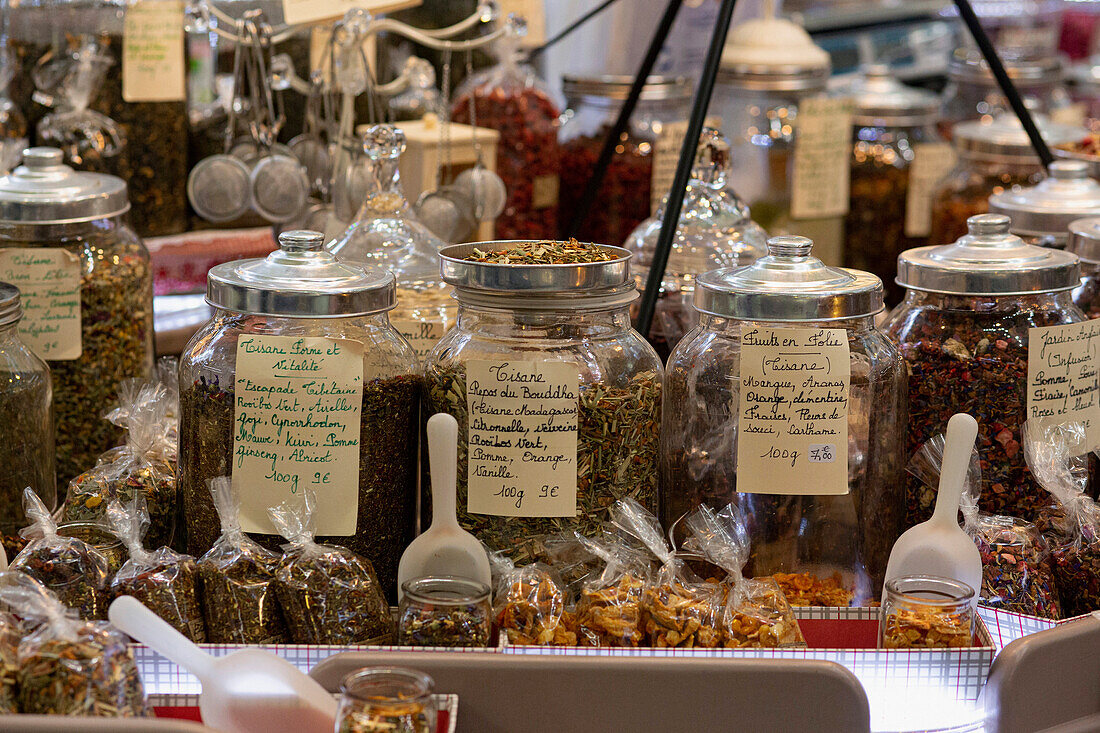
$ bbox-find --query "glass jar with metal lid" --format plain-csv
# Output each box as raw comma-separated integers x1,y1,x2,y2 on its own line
929,113,1085,245
662,235,905,604
423,240,662,562
884,214,1087,525
1068,217,1100,319
841,65,946,305
989,160,1100,248
558,75,692,247
0,146,152,486
0,282,54,557
178,229,419,599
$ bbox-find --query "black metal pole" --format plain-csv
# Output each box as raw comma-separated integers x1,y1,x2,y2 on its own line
953,0,1053,167
527,0,625,63
634,0,737,336
563,0,684,237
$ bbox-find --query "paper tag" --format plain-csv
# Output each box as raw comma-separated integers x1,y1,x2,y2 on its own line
905,142,956,238
0,248,82,361
285,0,420,27
393,318,444,364
736,326,850,495
466,360,579,517
532,174,560,209
232,335,365,536
650,119,691,214
122,1,185,103
1050,102,1088,128
791,97,854,220
1027,322,1100,454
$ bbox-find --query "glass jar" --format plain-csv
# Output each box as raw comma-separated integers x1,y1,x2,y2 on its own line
662,236,905,605
624,127,767,361
929,114,1085,245
0,147,153,486
886,214,1086,525
336,667,436,733
841,65,945,306
1068,217,1100,319
179,230,419,600
398,576,491,647
559,75,692,247
989,160,1100,248
425,241,663,563
879,575,975,649
0,282,54,557
57,521,126,577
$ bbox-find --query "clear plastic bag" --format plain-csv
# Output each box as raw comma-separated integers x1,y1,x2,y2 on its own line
268,491,393,644
489,550,576,646
197,478,287,644
572,528,651,648
0,608,20,713
10,489,110,619
106,498,204,642
0,571,145,716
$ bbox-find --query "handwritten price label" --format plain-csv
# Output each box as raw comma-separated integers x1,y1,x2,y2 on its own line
0,248,82,361
1027,321,1100,454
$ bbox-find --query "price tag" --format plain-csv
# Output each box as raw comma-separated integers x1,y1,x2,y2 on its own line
905,143,956,238
791,96,854,220
0,248,82,361
1027,321,1100,454
122,1,186,103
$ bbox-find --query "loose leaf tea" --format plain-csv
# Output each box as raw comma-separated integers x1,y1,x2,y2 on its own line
0,362,52,558
399,598,491,648
0,611,20,713
845,154,917,306
971,514,1061,618
464,238,615,265
337,699,433,733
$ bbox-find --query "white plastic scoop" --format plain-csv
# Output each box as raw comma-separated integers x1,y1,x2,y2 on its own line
397,412,491,598
108,596,336,733
884,412,984,603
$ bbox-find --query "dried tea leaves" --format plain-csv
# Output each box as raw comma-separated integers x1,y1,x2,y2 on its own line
464,238,615,265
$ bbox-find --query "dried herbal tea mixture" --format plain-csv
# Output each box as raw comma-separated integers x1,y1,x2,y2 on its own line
0,365,52,558
337,700,433,733
0,611,20,713
845,159,915,306
1050,538,1100,617
575,572,646,647
464,238,615,265
493,562,577,646
881,607,972,649
399,599,491,648
970,514,1061,618
56,522,127,578
641,580,722,648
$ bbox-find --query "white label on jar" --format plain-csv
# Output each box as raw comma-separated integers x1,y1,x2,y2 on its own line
904,143,956,238
232,334,364,536
736,326,850,495
393,318,444,364
532,174,560,209
651,119,691,215
1050,103,1088,128
0,248,82,361
466,360,579,517
791,96,854,220
122,1,186,103
1027,322,1100,454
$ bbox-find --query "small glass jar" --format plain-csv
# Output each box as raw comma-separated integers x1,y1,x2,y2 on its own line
841,66,945,305
989,160,1100,248
179,230,420,600
625,127,767,361
398,576,491,648
336,667,436,733
425,241,663,562
1068,217,1100,318
879,575,975,649
559,75,692,247
0,147,153,486
886,214,1085,524
0,282,53,557
57,521,126,577
929,114,1085,245
662,236,905,604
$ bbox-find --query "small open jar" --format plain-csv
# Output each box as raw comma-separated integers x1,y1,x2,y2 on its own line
1068,217,1100,318
879,575,975,649
337,667,436,733
989,160,1100,248
398,576,491,647
57,522,126,578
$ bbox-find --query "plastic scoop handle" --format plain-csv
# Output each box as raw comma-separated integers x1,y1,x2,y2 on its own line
109,595,215,681
930,413,979,528
427,412,460,530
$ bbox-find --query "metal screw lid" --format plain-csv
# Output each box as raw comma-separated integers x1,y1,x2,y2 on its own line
844,65,941,128
693,235,883,321
561,75,693,102
207,230,396,317
0,147,129,224
1068,217,1100,264
896,214,1081,296
947,49,1063,86
0,282,21,328
953,113,1085,165
989,161,1100,244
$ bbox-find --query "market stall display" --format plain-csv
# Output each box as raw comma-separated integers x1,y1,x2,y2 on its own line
988,160,1100,248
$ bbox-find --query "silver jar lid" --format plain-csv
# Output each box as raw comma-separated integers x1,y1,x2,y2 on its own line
844,65,940,127
953,113,1085,165
989,161,1100,244
1068,217,1100,264
0,147,129,224
561,75,692,102
207,230,395,317
947,49,1063,87
896,214,1080,296
693,236,883,322
0,282,22,328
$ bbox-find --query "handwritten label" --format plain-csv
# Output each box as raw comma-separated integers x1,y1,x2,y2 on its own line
466,360,579,517
233,335,364,536
0,248,82,360
651,119,690,214
122,1,185,103
791,96,854,220
1050,102,1088,128
393,318,444,364
1027,322,1100,454
905,142,956,238
736,327,850,495
532,174,560,210
284,0,421,27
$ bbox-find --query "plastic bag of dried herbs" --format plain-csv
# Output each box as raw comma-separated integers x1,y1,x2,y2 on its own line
1025,420,1100,618
571,529,652,647
0,609,21,713
268,491,393,644
10,489,111,620
197,478,287,644
489,550,577,646
0,571,146,717
106,498,205,642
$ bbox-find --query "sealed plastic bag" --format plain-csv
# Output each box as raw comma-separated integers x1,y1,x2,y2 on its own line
197,478,287,644
572,527,651,647
0,609,20,713
106,498,204,642
268,491,392,644
0,571,145,716
10,489,110,619
490,550,577,646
